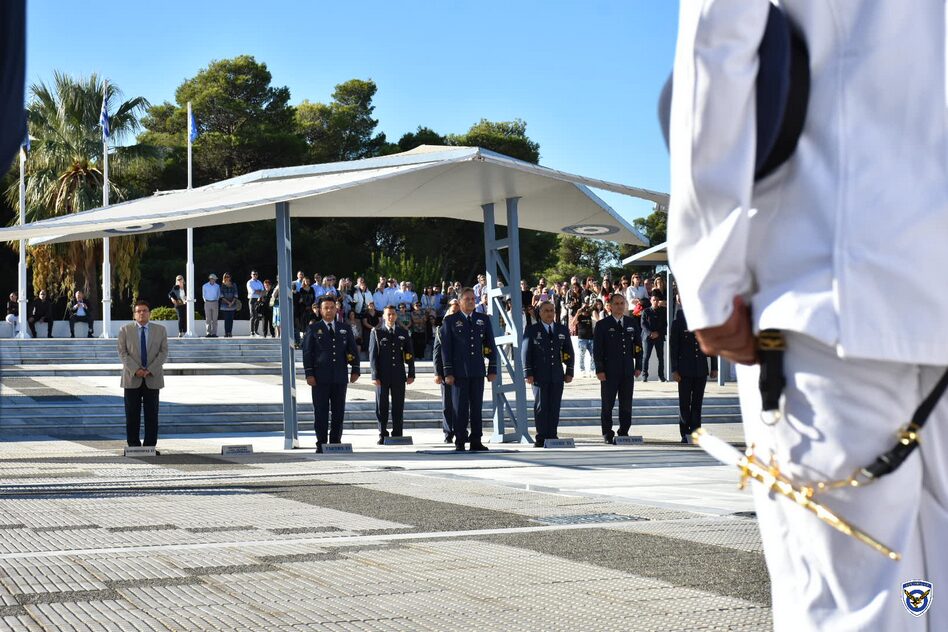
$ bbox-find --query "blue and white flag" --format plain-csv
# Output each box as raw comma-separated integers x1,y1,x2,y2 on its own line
188,110,198,142
99,93,110,140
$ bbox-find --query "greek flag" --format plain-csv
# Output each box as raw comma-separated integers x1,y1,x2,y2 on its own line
99,93,110,140
188,110,198,142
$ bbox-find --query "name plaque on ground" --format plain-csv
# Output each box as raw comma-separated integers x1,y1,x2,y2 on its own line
543,438,575,449
221,444,254,456
124,447,156,457
614,436,644,445
322,443,353,454
383,436,414,446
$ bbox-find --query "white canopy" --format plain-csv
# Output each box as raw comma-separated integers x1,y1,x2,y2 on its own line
1,146,663,246
621,241,669,266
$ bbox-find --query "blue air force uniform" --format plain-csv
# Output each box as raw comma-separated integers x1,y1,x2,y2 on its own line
593,314,643,441
522,321,574,446
302,319,360,447
368,323,415,440
440,311,497,449
670,309,717,441
432,325,454,440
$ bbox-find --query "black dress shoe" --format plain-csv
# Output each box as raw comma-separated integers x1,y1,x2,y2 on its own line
443,433,455,444
454,444,465,452
469,443,489,452
534,441,545,448
681,437,689,444
377,437,386,445
315,444,324,453
603,434,615,445
154,450,161,456
642,376,648,382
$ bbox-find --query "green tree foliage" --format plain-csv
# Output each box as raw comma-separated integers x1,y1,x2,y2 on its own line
542,235,621,281
139,55,305,183
4,73,150,304
449,119,540,163
619,203,667,275
295,79,387,163
366,251,445,292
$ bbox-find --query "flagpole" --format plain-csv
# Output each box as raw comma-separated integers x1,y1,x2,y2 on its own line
17,146,28,339
185,101,196,338
100,90,112,339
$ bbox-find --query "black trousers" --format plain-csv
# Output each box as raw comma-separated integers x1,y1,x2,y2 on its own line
411,332,426,359
375,380,406,437
174,305,186,334
124,384,159,446
69,313,94,336
28,316,52,337
261,307,275,336
532,380,564,442
440,382,454,435
643,338,665,379
678,376,708,439
601,377,634,438
249,298,261,334
451,377,485,448
312,381,347,445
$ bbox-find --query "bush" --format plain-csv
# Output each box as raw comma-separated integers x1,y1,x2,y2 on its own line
148,306,204,320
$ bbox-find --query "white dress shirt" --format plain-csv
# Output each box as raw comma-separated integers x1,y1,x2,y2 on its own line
667,1,948,365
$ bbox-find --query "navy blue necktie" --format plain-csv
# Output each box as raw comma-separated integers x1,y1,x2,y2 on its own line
140,327,148,370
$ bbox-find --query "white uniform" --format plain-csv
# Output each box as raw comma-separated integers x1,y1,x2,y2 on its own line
668,2,948,629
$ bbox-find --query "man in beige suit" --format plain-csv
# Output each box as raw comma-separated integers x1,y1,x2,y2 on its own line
118,300,168,450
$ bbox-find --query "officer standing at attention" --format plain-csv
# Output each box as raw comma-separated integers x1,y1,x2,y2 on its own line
433,298,460,444
669,297,717,443
522,300,574,447
441,287,497,452
593,293,642,443
368,305,415,445
303,295,359,452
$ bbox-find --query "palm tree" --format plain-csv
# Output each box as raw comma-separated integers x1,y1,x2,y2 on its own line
4,72,150,308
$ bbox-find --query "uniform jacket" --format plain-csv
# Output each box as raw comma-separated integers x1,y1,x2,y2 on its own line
117,322,168,389
522,321,574,383
302,319,360,383
368,324,416,383
667,2,948,364
641,306,667,342
670,310,718,379
593,315,643,380
440,311,497,379
432,325,446,378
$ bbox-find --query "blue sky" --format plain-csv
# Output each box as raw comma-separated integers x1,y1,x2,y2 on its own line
26,1,679,222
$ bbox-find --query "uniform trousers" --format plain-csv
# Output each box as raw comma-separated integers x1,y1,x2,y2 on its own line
312,382,347,445
124,384,159,447
451,377,485,447
600,377,634,437
677,376,707,439
532,381,564,442
375,380,405,437
440,383,454,436
736,332,947,631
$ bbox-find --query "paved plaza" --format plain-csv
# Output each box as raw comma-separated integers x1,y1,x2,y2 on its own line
0,420,772,631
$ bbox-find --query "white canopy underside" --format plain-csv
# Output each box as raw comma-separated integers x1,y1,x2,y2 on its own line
2,146,664,246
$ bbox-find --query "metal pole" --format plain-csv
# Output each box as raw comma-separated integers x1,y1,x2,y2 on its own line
665,268,671,378
16,149,28,339
100,138,111,339
275,201,299,449
185,101,196,338
482,200,530,444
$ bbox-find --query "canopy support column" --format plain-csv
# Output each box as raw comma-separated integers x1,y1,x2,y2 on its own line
16,149,27,339
276,201,299,449
185,228,196,337
483,198,530,444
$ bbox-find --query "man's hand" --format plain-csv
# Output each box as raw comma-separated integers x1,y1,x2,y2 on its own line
434,375,442,385
350,372,359,384
306,376,316,387
694,296,757,365
634,370,642,378
487,373,496,383
445,376,455,386
710,370,718,380
650,331,658,340
134,369,147,378
564,375,573,384
526,376,534,385
672,371,681,383
407,377,414,385
373,379,381,386
596,372,606,382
